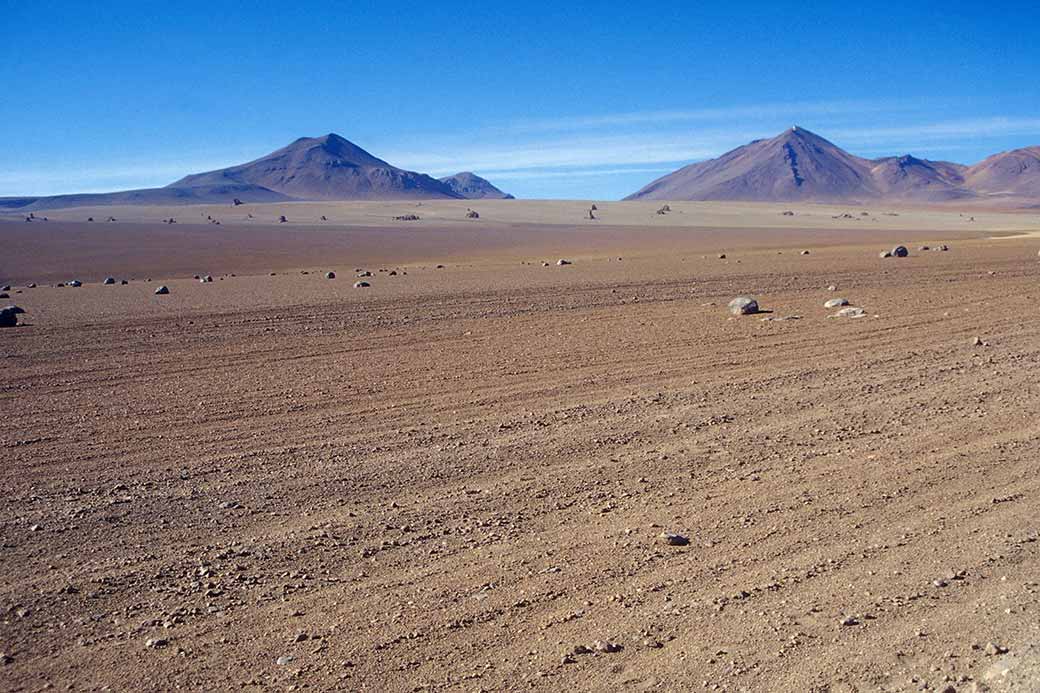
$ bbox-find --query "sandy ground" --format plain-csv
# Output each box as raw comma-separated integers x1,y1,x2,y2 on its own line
3,202,1040,692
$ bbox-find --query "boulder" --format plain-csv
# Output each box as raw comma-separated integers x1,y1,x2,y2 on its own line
834,306,866,318
103,277,116,285
824,298,849,308
354,281,370,288
325,271,336,279
556,259,572,266
154,286,169,295
728,297,759,315
891,245,908,257
67,280,82,287
0,305,26,328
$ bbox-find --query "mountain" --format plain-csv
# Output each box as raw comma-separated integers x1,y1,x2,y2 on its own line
964,146,1040,199
438,172,515,199
625,127,1038,204
627,127,879,202
169,133,462,201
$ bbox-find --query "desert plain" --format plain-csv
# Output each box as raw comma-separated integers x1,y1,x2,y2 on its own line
3,199,1040,692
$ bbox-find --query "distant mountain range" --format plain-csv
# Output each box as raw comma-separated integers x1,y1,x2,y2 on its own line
2,134,513,211
3,128,1039,211
626,126,1040,204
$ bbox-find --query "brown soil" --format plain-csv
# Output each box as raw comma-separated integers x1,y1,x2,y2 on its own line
2,210,1040,692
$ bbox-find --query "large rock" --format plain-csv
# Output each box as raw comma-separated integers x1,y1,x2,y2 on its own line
824,298,849,308
891,245,909,257
728,297,759,315
103,277,116,285
834,306,866,318
154,286,170,295
0,305,26,327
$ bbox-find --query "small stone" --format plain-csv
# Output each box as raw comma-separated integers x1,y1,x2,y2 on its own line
29,524,41,532
593,640,622,653
145,638,168,649
800,250,810,255
660,532,690,546
354,281,370,288
325,271,336,279
728,297,759,315
276,655,294,665
840,616,860,627
984,642,1007,656
68,280,82,287
357,271,372,277
293,633,309,643
833,306,866,318
824,298,849,308
879,251,892,258
556,259,572,266
1,652,13,665
827,285,837,291
718,253,727,259
572,644,593,655
973,336,987,347
891,245,909,257
561,655,576,665
154,286,169,295
103,277,116,285
933,579,949,588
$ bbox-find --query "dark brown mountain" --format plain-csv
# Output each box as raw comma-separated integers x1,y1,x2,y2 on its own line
438,172,515,199
625,127,1038,204
169,134,462,201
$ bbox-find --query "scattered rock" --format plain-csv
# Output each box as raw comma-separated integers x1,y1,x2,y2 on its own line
985,642,1008,656
879,251,892,258
200,275,213,283
718,253,727,259
824,298,849,308
800,250,810,255
973,336,988,347
891,245,909,258
833,306,866,318
393,214,421,221
354,281,370,288
840,616,860,627
556,259,572,266
67,280,82,287
145,638,168,649
0,305,26,328
660,531,690,546
103,277,116,285
279,215,288,223
728,297,759,315
154,286,170,295
276,655,294,665
593,640,623,653
357,271,372,277
466,209,479,219
325,271,336,279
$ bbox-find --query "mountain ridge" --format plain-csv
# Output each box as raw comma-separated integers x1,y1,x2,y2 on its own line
626,127,1040,204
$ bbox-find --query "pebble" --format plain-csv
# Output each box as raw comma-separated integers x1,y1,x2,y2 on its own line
984,642,1007,656
833,306,866,318
593,640,623,653
276,655,295,665
660,531,690,546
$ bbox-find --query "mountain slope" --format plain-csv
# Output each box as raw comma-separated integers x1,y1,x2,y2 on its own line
438,172,515,199
964,146,1040,198
868,155,972,201
169,134,462,201
626,127,881,202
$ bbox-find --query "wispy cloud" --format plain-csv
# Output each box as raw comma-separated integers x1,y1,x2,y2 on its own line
502,99,903,134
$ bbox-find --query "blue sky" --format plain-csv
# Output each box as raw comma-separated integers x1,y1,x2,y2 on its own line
2,1,1039,199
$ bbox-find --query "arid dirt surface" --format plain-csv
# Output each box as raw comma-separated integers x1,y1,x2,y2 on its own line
3,201,1040,692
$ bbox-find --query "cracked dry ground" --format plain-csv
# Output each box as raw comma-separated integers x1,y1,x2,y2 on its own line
3,241,1040,692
